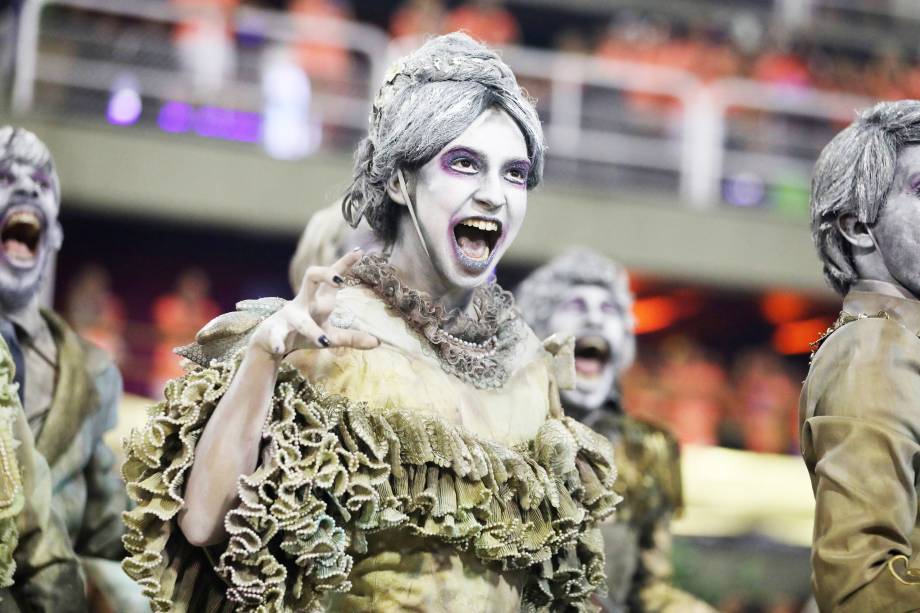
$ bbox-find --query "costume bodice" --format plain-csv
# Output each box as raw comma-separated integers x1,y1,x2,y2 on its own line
121,257,615,613
288,286,554,610
290,286,553,447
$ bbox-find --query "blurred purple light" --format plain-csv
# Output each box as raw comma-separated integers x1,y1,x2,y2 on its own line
723,173,766,208
229,111,261,143
156,102,262,143
107,87,142,126
158,101,194,133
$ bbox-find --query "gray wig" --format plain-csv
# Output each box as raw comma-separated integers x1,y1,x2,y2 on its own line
0,126,60,201
811,100,920,295
515,248,637,373
342,32,546,245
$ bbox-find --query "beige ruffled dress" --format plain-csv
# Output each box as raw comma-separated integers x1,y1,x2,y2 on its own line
122,255,619,612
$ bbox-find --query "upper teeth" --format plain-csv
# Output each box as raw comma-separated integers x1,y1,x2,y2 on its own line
8,212,39,230
578,337,609,353
461,219,498,232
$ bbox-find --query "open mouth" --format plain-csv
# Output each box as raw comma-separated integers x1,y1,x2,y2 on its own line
1,209,43,268
574,335,611,380
452,217,502,272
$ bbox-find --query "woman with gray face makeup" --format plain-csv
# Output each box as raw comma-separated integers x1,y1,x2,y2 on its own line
121,33,618,612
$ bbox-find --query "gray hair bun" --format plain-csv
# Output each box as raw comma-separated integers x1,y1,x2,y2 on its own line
342,33,545,243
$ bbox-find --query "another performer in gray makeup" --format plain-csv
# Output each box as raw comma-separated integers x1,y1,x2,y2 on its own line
0,126,145,612
802,100,920,611
517,248,716,613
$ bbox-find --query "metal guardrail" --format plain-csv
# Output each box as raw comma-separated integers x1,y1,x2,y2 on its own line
13,0,390,131
11,0,873,209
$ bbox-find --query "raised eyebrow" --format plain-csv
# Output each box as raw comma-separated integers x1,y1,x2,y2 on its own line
444,146,485,164
503,158,531,171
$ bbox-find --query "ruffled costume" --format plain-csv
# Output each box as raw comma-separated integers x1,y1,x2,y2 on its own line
0,343,23,590
122,255,619,612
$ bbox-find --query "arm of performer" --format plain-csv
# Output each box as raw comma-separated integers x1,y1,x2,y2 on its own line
803,317,920,612
178,251,378,546
79,362,128,558
634,436,716,613
636,515,715,613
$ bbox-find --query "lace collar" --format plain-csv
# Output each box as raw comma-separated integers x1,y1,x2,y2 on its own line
346,253,523,389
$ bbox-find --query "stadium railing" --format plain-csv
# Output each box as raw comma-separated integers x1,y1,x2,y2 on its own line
10,0,872,210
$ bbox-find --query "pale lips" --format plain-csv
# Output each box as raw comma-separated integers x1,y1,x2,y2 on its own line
453,217,501,262
1,210,42,267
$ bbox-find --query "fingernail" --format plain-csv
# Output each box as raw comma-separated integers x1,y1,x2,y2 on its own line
352,246,361,252
318,335,331,347
333,274,344,285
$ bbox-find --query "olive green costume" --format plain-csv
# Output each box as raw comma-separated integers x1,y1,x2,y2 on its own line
592,407,714,613
0,336,86,612
10,306,137,610
801,280,920,611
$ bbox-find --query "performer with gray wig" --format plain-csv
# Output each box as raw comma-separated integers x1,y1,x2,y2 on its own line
802,99,920,611
0,126,144,611
517,249,715,613
122,33,618,612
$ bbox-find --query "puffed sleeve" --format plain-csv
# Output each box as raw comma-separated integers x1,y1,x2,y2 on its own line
801,317,920,612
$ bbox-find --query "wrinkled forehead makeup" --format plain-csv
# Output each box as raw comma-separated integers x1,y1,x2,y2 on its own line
893,142,920,184
0,129,54,170
0,129,58,196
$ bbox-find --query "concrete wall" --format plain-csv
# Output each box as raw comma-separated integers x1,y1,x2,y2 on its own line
6,115,830,294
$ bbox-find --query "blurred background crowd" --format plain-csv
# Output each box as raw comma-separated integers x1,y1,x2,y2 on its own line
4,0,915,610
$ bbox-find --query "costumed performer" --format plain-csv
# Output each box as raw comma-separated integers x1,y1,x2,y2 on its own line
122,32,620,612
803,99,920,611
0,126,145,611
516,249,715,613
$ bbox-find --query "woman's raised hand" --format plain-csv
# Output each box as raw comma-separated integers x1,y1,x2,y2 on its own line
249,250,379,359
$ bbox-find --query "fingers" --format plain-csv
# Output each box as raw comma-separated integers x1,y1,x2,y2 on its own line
267,321,287,356
330,248,363,275
295,248,363,307
285,307,330,349
325,328,381,350
296,266,346,307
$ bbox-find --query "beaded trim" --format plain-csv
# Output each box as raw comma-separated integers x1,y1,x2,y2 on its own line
347,253,523,389
810,310,891,362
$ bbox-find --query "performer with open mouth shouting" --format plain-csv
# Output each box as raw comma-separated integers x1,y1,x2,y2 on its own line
517,249,716,613
122,33,619,612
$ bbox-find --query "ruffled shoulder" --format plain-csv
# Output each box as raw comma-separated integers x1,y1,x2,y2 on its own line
613,415,682,526
175,297,286,366
0,341,24,589
122,354,619,612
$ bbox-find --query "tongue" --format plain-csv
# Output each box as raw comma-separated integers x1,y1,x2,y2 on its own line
458,235,489,260
575,357,604,378
4,239,33,261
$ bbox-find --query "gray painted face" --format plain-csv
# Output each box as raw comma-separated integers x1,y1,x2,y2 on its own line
515,248,636,418
867,144,920,297
0,129,62,312
397,108,530,292
548,284,630,413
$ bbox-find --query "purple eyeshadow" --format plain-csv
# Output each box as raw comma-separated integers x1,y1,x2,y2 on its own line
440,147,480,175
910,174,920,193
506,160,531,180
